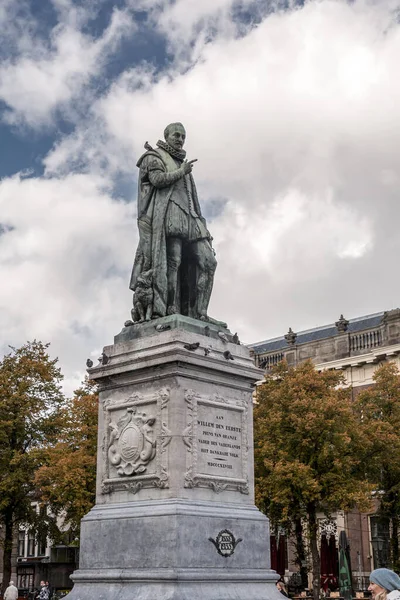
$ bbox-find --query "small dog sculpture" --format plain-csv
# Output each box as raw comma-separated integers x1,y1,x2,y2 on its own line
131,269,153,322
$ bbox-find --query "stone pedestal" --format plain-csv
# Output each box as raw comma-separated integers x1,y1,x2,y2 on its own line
65,316,280,600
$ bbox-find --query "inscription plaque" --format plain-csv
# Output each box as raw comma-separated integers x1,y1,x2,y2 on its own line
183,390,249,494
197,403,242,478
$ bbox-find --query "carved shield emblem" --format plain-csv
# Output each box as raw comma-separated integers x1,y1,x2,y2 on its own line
119,424,143,463
209,529,242,557
108,408,156,476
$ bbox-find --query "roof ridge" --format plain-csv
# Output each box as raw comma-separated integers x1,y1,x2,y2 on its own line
249,311,385,349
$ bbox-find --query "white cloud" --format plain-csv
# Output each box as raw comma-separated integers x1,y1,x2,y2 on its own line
211,187,372,278
0,7,134,128
3,0,400,390
0,172,135,394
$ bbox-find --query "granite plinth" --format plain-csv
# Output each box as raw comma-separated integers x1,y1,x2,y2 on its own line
115,314,233,345
64,319,279,600
66,499,279,600
79,500,269,570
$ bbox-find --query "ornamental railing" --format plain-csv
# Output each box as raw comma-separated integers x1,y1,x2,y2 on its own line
350,329,382,352
259,352,284,370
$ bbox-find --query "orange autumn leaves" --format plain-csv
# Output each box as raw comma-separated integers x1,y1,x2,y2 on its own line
253,359,400,598
34,381,98,540
254,360,374,523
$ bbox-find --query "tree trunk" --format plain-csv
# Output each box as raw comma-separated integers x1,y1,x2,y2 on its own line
391,511,400,572
384,485,400,572
294,517,309,590
308,503,321,600
1,509,14,595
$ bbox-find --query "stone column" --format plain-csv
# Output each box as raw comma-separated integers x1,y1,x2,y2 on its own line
65,315,281,600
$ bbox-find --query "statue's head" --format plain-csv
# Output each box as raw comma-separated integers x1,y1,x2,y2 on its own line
164,122,186,151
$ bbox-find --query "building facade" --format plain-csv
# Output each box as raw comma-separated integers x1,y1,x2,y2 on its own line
249,309,400,590
0,504,77,597
250,309,400,385
16,527,77,596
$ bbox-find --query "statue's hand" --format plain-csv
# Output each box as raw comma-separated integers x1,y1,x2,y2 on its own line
182,159,198,175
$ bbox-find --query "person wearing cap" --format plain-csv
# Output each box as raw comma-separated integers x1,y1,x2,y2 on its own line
369,568,400,600
4,580,18,600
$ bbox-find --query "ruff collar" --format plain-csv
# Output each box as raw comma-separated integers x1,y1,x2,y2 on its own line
156,139,186,162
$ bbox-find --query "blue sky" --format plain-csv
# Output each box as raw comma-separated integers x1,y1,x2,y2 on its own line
1,0,400,393
0,0,167,179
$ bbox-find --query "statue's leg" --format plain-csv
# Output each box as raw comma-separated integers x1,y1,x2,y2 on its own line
166,237,182,315
192,239,217,319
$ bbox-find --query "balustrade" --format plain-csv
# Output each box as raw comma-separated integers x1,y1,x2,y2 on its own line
259,352,284,370
350,329,382,352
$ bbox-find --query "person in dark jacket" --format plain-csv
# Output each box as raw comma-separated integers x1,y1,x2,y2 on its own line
37,580,49,600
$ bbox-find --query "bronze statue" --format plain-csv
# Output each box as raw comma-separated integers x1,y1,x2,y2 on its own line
130,122,217,322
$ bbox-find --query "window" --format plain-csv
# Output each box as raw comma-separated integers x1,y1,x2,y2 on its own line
17,567,34,590
18,530,25,557
27,532,35,557
50,546,78,563
38,504,47,555
38,534,47,556
370,516,390,569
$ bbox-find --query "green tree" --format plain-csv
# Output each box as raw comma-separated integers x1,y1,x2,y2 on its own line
356,362,400,572
0,341,64,595
35,380,98,540
254,360,373,600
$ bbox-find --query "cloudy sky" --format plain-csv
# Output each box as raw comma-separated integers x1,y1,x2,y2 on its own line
1,0,400,393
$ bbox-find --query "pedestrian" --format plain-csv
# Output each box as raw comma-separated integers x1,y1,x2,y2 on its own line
45,580,53,599
4,580,18,600
277,580,289,597
369,568,400,600
37,580,50,600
